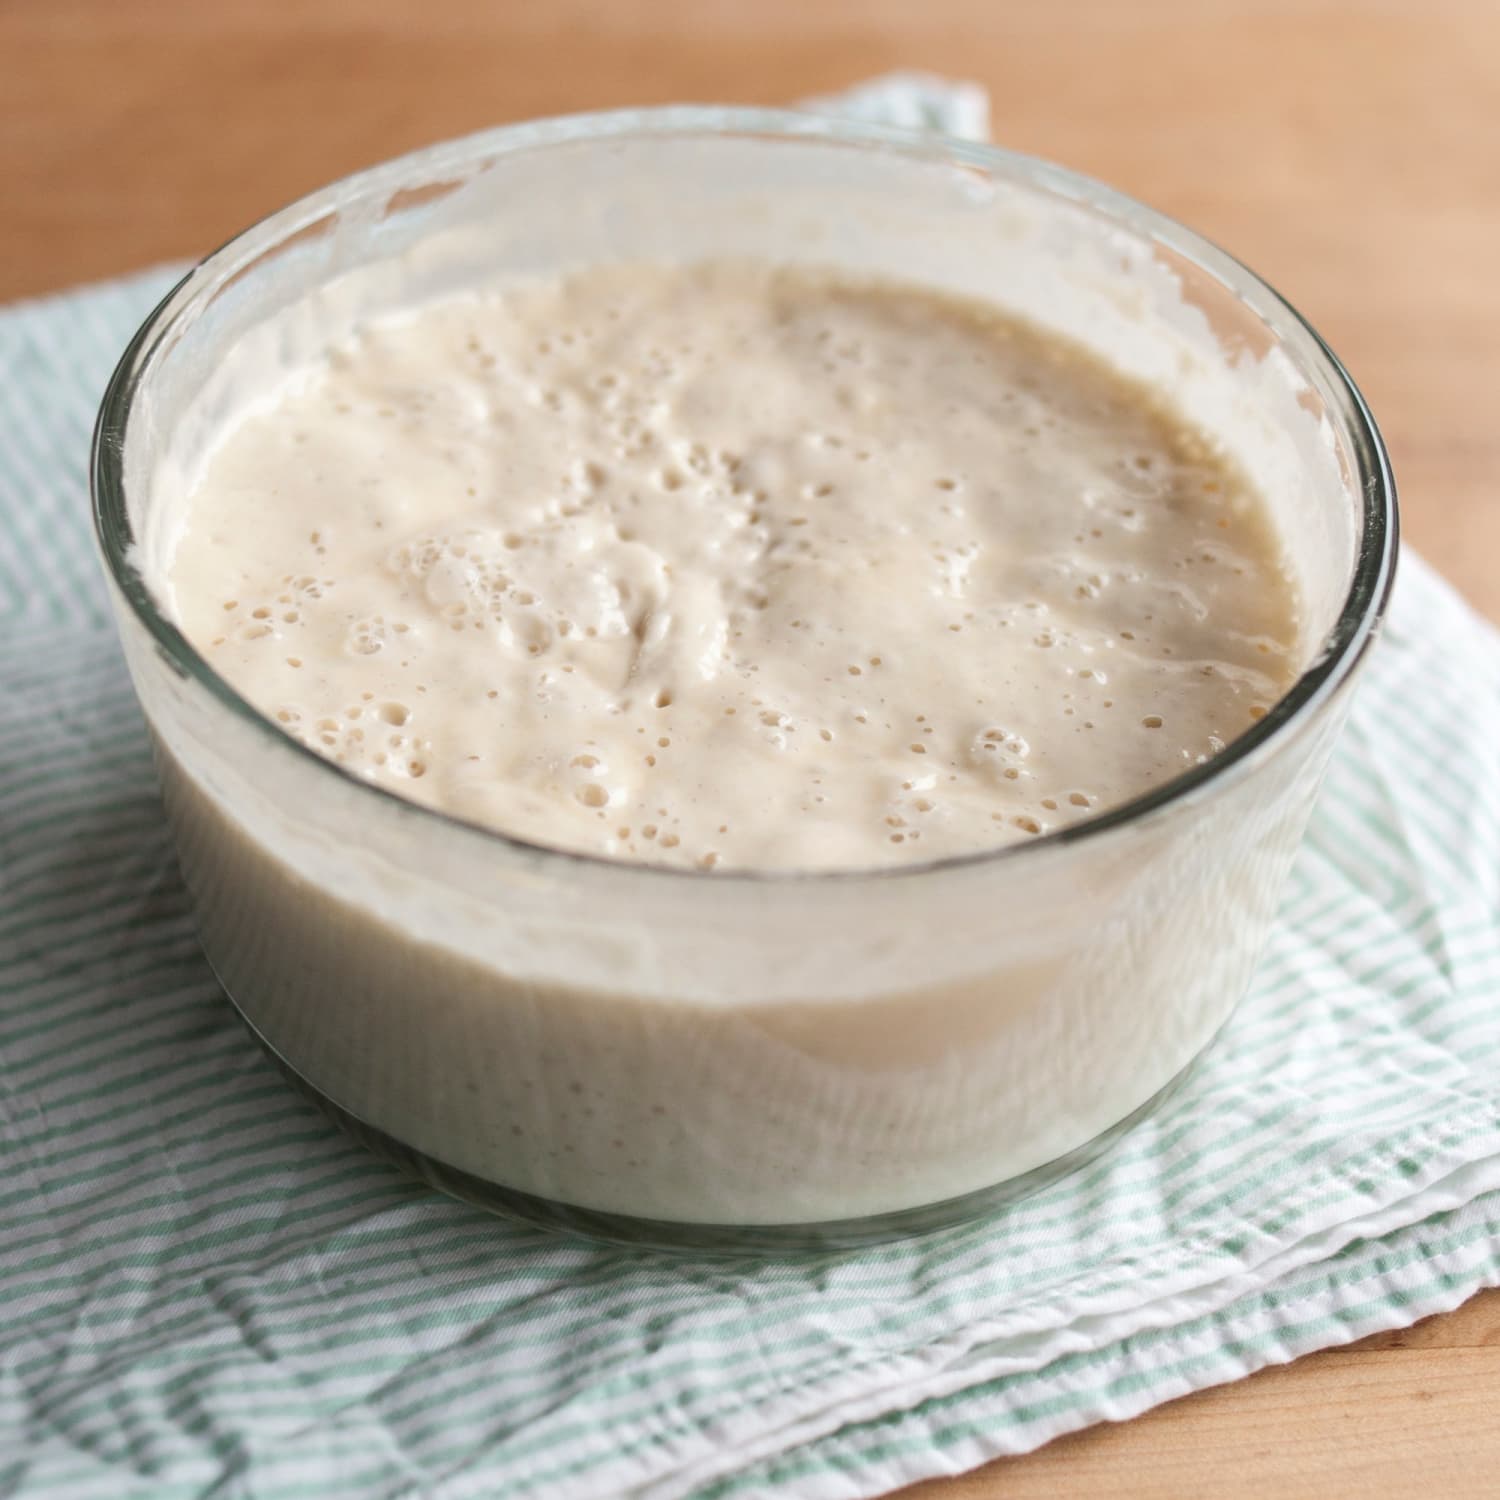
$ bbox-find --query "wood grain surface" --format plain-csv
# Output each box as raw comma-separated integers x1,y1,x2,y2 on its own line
5,2,1497,1495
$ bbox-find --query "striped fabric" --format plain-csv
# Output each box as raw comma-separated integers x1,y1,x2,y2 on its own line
3,83,1500,1500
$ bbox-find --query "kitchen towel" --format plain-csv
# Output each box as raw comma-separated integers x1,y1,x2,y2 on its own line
2,77,1499,1500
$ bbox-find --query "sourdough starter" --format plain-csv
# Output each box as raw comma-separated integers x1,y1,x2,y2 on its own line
149,260,1306,1224
167,261,1298,870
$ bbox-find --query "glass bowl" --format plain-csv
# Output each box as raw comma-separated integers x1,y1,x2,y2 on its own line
92,107,1396,1251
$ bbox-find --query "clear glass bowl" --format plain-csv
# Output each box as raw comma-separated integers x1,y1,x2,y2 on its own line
92,108,1396,1251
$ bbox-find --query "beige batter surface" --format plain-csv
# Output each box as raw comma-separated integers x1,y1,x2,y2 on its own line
167,260,1299,870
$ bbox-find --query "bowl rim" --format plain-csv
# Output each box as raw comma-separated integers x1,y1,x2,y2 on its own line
91,104,1399,887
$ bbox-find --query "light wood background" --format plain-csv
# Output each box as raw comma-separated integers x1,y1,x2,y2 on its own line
5,2,1497,1495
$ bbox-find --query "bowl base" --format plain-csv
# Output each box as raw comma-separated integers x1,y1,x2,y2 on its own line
225,984,1200,1254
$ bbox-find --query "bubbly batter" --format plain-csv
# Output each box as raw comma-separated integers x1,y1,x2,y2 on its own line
167,260,1299,870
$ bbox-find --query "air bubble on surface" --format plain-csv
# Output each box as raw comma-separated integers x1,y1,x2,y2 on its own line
346,617,390,656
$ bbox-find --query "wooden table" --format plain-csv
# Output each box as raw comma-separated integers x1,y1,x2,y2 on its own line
7,2,1497,1494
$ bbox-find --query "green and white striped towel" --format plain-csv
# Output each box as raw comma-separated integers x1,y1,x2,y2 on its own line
3,78,1499,1500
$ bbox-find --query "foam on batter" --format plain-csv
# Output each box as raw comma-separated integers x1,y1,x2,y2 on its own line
166,260,1299,870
